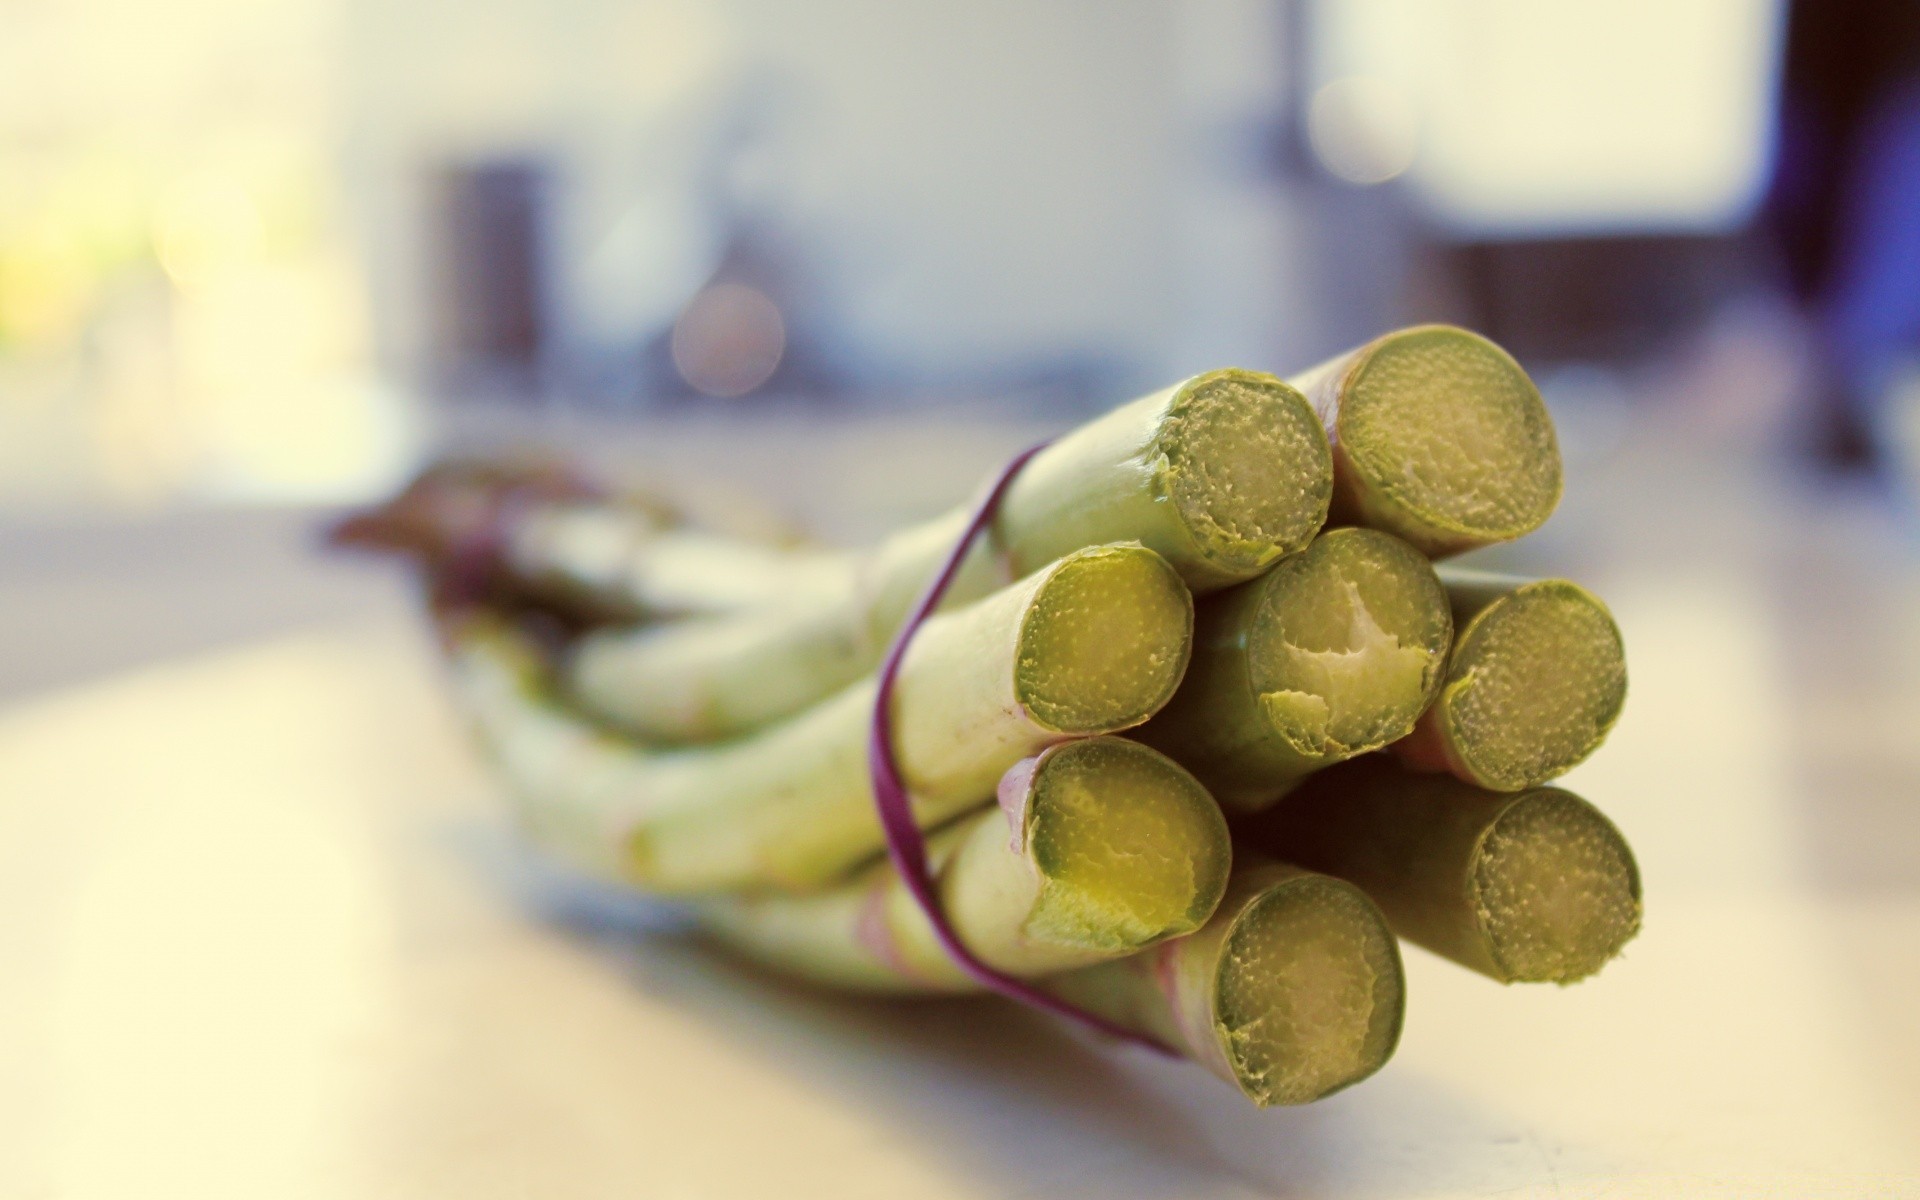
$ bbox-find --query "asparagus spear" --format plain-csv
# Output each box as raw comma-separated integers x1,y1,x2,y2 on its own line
1051,861,1405,1107
1134,527,1452,811
333,458,850,621
1392,570,1627,791
450,542,1195,894
700,738,1231,990
568,600,868,743
1291,325,1561,557
505,502,854,620
569,368,1333,742
329,457,610,558
1241,756,1642,984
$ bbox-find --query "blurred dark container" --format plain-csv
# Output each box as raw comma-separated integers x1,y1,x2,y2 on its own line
429,160,551,394
1446,235,1761,365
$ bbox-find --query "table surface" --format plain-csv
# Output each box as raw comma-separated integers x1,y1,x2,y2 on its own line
1,420,1917,1199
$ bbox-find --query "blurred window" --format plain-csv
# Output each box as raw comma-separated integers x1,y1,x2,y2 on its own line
1309,0,1786,237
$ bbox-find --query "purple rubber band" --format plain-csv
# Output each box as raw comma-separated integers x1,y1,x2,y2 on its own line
867,441,1176,1055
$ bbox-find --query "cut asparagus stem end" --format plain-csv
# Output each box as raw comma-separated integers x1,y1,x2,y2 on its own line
1015,545,1194,733
1215,873,1404,1106
1252,528,1451,762
1022,739,1230,950
691,739,1233,992
1475,789,1642,984
1337,325,1561,555
1442,580,1628,790
1241,758,1643,986
1158,369,1334,577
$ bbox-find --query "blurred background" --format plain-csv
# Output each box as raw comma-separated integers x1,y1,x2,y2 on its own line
5,0,1919,508
4,2,1920,1195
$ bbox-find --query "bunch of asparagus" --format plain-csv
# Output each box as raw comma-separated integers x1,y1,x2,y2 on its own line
341,325,1639,1109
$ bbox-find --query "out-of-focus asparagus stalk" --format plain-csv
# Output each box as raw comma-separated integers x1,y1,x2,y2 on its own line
569,368,1333,742
451,543,1195,894
700,738,1231,990
504,502,854,619
568,602,868,743
1290,325,1561,557
332,458,850,620
1392,570,1627,791
1135,527,1452,812
1049,861,1405,1107
1241,756,1642,984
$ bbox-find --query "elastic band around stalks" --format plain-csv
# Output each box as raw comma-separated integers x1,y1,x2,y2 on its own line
867,441,1175,1055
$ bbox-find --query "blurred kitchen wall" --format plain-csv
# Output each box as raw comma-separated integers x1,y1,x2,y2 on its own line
345,0,1334,406
22,0,1907,513
4,0,1338,508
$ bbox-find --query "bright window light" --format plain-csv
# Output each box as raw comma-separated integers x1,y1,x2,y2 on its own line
1310,0,1786,238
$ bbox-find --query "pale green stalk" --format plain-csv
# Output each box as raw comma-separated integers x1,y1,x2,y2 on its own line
1241,755,1642,984
1050,860,1405,1107
571,604,869,749
449,543,1194,894
1135,527,1452,811
700,737,1231,990
568,368,1332,741
1391,570,1628,791
336,457,847,621
1289,325,1562,557
503,501,854,620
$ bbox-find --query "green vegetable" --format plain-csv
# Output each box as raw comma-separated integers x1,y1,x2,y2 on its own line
1136,527,1452,811
1242,755,1642,984
1052,861,1405,1106
700,737,1231,989
448,543,1193,893
1393,570,1627,791
1291,325,1561,557
569,368,1332,741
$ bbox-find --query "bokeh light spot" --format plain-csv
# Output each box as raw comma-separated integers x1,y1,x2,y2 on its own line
1308,76,1420,186
669,282,786,398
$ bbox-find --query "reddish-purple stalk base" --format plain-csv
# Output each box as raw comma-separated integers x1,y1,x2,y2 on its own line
324,467,606,609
